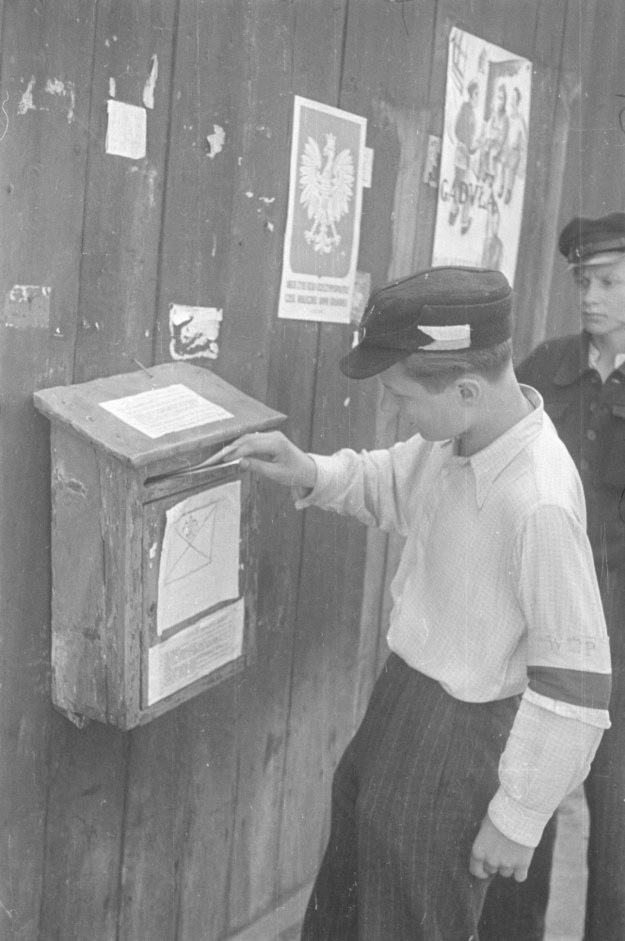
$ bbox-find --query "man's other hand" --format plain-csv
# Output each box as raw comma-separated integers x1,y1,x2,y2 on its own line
469,815,534,882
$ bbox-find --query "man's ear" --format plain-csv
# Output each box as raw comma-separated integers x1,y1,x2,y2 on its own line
456,376,482,404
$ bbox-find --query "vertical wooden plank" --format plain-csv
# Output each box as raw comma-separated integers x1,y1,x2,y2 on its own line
508,0,573,359
40,3,179,940
224,2,350,931
275,0,441,900
153,0,244,369
127,3,276,939
0,2,96,938
547,0,614,342
72,0,177,383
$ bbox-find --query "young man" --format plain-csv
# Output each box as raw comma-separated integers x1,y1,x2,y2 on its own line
210,266,611,941
481,214,625,941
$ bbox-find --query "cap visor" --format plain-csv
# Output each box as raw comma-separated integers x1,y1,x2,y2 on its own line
568,251,625,270
340,344,408,379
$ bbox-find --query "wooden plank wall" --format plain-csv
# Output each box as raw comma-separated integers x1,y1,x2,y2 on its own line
0,1,607,939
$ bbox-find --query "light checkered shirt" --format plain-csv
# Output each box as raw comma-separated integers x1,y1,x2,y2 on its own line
295,386,611,846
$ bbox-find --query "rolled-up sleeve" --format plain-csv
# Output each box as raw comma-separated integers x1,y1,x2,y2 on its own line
488,503,611,846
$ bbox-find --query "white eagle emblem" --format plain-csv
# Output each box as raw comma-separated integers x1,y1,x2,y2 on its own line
299,132,354,254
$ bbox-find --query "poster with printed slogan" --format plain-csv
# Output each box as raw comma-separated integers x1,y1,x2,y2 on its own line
432,27,532,285
278,95,367,324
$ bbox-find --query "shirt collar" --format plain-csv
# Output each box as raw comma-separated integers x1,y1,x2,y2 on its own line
588,341,625,372
446,386,544,510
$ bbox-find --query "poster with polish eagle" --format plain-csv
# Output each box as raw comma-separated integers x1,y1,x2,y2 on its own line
278,95,367,323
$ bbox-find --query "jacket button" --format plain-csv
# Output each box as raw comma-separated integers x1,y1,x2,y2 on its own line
586,429,597,441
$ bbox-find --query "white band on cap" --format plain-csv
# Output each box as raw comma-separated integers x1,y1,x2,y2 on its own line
420,323,471,350
568,251,625,270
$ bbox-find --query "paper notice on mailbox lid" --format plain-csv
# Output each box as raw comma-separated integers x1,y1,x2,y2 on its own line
100,384,233,438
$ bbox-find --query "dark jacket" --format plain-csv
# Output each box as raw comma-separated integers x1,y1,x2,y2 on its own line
516,332,625,571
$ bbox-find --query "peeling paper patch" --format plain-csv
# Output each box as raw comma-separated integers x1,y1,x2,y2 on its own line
17,76,36,115
206,124,225,158
142,55,158,110
109,77,116,98
4,285,51,329
169,304,223,361
45,78,76,123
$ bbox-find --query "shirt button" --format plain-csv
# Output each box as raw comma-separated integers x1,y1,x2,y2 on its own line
586,429,597,441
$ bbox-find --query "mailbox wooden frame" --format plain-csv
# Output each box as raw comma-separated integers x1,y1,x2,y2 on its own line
34,363,285,729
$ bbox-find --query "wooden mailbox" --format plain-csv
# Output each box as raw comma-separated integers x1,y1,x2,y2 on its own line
34,363,285,730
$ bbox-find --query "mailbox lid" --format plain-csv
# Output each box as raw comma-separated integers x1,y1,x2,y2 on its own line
33,362,286,468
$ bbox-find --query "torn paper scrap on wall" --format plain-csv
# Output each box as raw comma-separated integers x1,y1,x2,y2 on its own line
106,100,147,160
143,55,158,110
4,285,51,329
206,124,225,159
169,304,223,361
45,78,76,123
17,76,36,115
17,76,76,123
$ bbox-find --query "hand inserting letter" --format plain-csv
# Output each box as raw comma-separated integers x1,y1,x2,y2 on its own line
203,431,318,492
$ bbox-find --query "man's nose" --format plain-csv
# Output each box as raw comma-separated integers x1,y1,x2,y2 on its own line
583,279,600,304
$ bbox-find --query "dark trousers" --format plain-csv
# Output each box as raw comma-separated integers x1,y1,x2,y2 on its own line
480,569,625,941
301,654,519,941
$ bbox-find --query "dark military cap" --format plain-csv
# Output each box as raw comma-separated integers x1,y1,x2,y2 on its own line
340,266,512,379
559,213,625,267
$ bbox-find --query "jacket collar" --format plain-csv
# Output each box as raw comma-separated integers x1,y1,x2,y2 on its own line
553,333,591,386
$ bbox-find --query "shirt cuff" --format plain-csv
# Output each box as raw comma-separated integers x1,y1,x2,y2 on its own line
292,454,334,509
523,687,611,730
487,789,552,848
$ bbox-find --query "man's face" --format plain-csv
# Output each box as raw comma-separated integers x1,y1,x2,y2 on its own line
573,255,625,337
378,362,467,441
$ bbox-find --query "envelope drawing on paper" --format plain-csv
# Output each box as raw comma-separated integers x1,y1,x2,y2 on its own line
157,481,241,635
163,501,218,586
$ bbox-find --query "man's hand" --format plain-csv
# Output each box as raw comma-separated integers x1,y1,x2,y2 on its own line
203,431,317,491
469,815,534,882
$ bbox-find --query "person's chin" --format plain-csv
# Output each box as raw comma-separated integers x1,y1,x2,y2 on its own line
582,315,607,332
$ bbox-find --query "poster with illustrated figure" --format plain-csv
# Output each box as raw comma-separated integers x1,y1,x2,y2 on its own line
432,27,532,285
278,95,367,323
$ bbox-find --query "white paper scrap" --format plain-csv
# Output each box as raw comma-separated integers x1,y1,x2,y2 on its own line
148,598,244,704
100,384,233,439
106,99,147,160
361,146,374,188
157,481,241,635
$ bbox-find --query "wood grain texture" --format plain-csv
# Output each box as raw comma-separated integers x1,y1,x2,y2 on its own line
72,0,178,384
40,2,178,936
0,1,95,937
226,2,351,928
